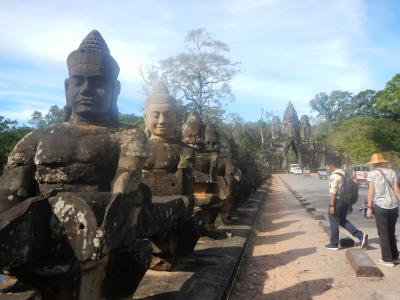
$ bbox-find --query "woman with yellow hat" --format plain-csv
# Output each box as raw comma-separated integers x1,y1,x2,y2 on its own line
366,153,400,267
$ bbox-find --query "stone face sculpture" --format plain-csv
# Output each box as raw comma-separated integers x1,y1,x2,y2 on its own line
282,101,300,140
182,115,223,236
203,124,238,223
271,116,282,142
142,81,199,270
0,30,152,299
300,115,311,143
182,111,205,151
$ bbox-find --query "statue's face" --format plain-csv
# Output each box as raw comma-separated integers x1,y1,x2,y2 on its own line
145,103,177,139
183,126,204,149
66,63,118,119
205,134,219,152
219,139,231,156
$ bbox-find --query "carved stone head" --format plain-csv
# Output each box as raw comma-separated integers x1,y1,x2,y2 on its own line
204,123,219,152
219,135,231,157
182,112,205,150
144,81,178,141
65,30,120,123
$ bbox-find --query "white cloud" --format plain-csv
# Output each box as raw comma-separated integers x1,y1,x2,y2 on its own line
0,0,398,123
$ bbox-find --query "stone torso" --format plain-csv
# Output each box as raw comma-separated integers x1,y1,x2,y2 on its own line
142,139,194,196
144,141,180,171
144,140,193,172
7,123,146,193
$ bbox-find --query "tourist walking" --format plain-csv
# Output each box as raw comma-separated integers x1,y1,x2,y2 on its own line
325,157,368,250
366,153,400,267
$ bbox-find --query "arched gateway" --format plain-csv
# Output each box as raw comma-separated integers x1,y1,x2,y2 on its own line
266,102,335,172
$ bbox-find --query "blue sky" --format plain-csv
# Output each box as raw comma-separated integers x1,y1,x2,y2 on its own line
0,0,399,124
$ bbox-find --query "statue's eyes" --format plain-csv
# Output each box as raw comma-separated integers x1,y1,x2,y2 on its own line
71,76,84,86
151,111,160,118
93,76,105,87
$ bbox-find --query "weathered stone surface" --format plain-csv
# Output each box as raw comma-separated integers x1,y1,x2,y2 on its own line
345,249,384,277
142,81,199,270
0,30,151,299
264,102,338,171
133,185,267,300
370,289,399,300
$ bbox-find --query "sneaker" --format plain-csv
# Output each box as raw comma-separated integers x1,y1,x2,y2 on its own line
360,233,368,249
376,259,395,267
392,257,400,264
325,243,339,250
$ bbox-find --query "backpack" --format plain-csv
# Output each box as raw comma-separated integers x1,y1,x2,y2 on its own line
335,172,358,206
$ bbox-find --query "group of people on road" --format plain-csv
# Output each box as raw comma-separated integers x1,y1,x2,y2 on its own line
325,153,400,268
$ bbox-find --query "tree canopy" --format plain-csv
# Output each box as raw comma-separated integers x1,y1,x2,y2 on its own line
140,28,240,121
28,105,64,129
0,116,30,172
376,73,400,121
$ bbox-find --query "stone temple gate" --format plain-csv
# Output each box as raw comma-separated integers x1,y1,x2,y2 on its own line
262,102,336,172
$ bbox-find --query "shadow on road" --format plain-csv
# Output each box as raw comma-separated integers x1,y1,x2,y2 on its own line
253,231,306,246
263,278,334,299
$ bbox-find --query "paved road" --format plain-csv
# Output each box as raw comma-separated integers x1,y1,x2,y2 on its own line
278,173,400,248
230,177,400,299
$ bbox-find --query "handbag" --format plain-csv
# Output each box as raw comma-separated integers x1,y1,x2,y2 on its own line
359,199,368,218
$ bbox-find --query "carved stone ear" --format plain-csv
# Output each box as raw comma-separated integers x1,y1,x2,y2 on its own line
64,78,69,93
115,80,121,97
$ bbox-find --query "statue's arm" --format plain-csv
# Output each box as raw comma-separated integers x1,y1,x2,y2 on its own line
178,146,195,169
112,129,149,195
0,132,37,212
209,153,218,181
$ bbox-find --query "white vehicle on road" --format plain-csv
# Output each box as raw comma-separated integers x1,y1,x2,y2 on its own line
293,167,303,175
289,164,299,174
351,165,371,186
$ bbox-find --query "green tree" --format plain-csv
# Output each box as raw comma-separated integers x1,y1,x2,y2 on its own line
347,89,379,118
140,28,240,121
376,73,400,120
28,111,47,129
119,113,144,129
45,105,64,124
0,116,30,172
309,90,353,124
28,105,64,129
221,114,262,154
330,116,400,163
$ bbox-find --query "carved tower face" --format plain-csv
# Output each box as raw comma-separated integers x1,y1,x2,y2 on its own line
282,101,300,141
182,112,205,149
65,30,120,122
144,81,178,140
300,115,311,142
271,117,281,141
204,123,219,152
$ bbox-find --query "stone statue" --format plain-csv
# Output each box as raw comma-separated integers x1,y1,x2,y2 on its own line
182,111,205,151
0,30,152,299
282,101,300,140
182,114,224,237
300,115,311,142
203,124,238,224
142,81,199,271
271,116,282,142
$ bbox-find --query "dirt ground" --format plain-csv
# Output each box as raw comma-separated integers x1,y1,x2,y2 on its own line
229,176,399,300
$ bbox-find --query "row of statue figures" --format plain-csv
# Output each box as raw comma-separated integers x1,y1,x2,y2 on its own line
0,30,266,299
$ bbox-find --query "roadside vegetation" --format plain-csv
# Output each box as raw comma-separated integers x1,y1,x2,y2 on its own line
309,74,400,165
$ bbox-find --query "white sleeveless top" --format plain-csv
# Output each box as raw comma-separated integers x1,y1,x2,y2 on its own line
367,168,398,209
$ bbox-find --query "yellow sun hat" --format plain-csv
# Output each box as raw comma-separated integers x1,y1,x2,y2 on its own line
367,153,389,165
